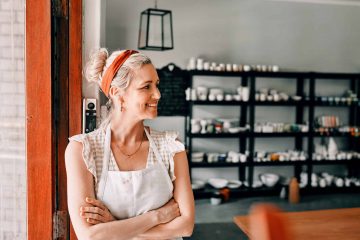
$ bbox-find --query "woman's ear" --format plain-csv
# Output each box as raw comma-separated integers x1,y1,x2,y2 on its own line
108,86,120,98
109,86,125,107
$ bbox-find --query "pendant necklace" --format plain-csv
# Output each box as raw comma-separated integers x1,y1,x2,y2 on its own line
115,132,145,160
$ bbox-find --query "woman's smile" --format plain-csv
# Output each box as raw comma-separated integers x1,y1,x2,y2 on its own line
145,103,158,108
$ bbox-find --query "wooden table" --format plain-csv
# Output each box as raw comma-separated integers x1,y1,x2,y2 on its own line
234,207,360,240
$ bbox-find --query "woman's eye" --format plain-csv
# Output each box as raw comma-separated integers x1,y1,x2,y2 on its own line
143,85,150,89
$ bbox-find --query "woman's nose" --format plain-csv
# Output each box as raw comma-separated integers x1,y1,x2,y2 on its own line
153,87,161,99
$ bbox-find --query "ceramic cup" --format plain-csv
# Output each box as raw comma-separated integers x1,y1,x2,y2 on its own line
191,89,197,101
242,87,249,102
197,86,208,100
185,87,191,101
272,65,279,72
232,64,239,72
243,65,251,72
208,94,216,101
226,63,232,72
233,94,241,101
225,94,233,101
210,197,222,205
188,57,196,70
203,62,210,71
216,94,224,101
196,58,204,70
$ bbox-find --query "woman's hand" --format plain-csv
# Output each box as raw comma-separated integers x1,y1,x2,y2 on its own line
79,197,116,225
153,198,180,224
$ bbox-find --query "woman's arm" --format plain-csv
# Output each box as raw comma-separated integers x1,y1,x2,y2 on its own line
136,151,195,239
65,141,179,240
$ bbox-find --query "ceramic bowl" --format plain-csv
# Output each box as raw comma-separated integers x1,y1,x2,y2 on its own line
292,96,302,101
192,152,204,158
208,178,228,189
191,180,205,190
259,173,280,187
227,180,242,189
228,127,241,133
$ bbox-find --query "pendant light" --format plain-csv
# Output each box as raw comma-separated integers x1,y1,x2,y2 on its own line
138,0,174,51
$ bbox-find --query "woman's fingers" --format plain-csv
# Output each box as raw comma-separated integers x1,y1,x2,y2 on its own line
80,211,106,223
86,217,102,225
81,197,116,222
81,206,105,216
86,197,106,211
80,205,115,222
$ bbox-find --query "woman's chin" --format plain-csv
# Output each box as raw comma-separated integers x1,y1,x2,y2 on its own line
146,110,158,119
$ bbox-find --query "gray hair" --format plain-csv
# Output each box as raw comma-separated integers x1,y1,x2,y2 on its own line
84,48,152,128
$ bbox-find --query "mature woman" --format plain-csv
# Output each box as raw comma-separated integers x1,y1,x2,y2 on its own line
65,49,195,240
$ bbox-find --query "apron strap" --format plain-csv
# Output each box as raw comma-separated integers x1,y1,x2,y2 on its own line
144,127,167,169
98,126,169,199
97,124,111,199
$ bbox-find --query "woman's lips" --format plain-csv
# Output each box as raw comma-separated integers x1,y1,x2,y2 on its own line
146,103,157,107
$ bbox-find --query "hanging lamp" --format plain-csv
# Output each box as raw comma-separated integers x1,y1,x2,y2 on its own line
138,0,174,51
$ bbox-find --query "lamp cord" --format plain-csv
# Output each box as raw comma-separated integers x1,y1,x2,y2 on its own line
154,0,157,8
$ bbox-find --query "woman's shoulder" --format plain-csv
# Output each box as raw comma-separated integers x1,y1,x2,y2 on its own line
147,127,180,142
68,127,106,144
147,127,185,153
67,128,105,183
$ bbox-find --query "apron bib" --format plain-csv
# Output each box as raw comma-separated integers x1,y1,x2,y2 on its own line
96,125,174,220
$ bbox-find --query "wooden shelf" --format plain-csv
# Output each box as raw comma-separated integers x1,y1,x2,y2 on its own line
310,159,360,165
190,162,243,168
189,70,360,79
186,70,360,199
254,100,308,106
251,161,307,166
190,100,248,106
189,132,249,138
253,132,309,137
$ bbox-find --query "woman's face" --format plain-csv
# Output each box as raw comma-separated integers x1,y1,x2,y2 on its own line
122,63,161,120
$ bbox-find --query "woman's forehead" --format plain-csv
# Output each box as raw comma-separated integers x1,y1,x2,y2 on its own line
136,65,159,82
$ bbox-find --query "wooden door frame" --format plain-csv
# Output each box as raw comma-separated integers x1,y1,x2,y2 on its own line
68,0,83,239
26,0,53,238
26,0,82,239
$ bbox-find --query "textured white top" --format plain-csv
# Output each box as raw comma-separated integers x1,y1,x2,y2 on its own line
69,126,185,192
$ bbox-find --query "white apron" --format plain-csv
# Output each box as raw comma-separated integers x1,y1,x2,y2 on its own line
97,125,182,239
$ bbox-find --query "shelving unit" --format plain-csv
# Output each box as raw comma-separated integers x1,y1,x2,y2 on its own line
185,70,360,199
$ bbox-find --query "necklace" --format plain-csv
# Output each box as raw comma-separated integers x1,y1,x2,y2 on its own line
114,132,145,159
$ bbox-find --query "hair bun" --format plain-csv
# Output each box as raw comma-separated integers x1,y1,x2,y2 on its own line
84,48,109,85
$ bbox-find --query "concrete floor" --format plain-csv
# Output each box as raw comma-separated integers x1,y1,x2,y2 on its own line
185,193,360,240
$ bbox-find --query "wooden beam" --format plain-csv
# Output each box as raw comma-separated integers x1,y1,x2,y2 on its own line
69,0,83,239
26,0,54,239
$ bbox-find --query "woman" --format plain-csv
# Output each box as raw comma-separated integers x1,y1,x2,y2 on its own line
65,49,195,240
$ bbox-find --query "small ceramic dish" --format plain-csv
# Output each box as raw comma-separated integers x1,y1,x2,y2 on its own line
292,96,302,101
259,173,280,187
191,157,204,163
191,180,206,190
208,178,228,189
227,180,242,189
228,127,241,133
192,152,204,158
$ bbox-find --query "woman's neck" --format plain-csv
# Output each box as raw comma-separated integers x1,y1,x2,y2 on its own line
110,112,145,145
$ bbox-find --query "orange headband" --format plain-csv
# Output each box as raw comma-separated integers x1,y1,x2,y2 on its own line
100,50,138,97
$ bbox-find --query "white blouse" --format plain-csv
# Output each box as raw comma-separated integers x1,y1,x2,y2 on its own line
69,126,185,192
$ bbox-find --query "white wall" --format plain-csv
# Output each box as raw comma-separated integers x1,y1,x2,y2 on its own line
0,0,26,238
105,0,360,72
84,0,360,181
83,0,106,99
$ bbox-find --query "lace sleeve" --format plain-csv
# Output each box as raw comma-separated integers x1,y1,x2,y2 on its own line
68,134,98,183
165,131,185,181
